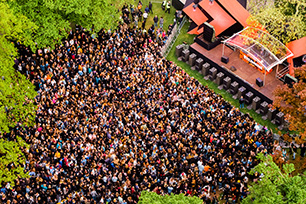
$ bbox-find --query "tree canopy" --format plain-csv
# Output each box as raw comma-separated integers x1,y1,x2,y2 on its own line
7,0,125,50
0,1,38,133
242,153,306,204
138,191,203,204
0,136,29,187
250,0,306,44
0,0,127,133
273,65,306,144
0,0,128,187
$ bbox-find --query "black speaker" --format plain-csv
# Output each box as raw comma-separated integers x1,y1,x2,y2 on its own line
237,86,246,99
209,67,217,81
229,81,239,95
203,22,215,42
244,91,254,105
216,72,224,85
267,108,277,121
252,96,261,110
256,78,263,87
223,76,231,90
202,63,210,76
188,53,197,66
259,101,269,115
221,56,229,64
175,44,184,57
181,49,190,62
195,58,204,71
275,112,284,126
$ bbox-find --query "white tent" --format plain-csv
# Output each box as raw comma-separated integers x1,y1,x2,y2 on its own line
222,27,293,85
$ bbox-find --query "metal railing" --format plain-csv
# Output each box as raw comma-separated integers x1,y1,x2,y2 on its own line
162,16,187,57
276,65,289,82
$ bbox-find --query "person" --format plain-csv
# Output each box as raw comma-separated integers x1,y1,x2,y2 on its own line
142,20,146,30
138,9,143,22
166,1,171,14
2,5,276,204
178,11,183,24
301,143,306,157
134,14,139,28
159,16,164,29
162,0,166,10
149,1,153,13
175,10,179,23
143,11,148,24
175,10,182,24
130,4,135,17
239,96,244,109
153,15,158,28
138,1,142,11
145,5,149,14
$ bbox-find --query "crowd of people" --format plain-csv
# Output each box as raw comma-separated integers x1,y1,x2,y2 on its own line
1,3,276,204
121,1,177,47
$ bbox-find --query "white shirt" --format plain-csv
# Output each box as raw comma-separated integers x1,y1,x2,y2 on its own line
143,12,148,19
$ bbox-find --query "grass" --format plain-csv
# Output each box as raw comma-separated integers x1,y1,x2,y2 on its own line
166,21,284,134
116,0,177,31
117,0,288,134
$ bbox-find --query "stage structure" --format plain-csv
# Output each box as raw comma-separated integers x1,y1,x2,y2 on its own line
222,27,293,85
183,0,249,36
286,36,306,76
172,0,187,10
182,0,305,102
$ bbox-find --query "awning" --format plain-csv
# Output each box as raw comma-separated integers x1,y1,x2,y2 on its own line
223,27,294,72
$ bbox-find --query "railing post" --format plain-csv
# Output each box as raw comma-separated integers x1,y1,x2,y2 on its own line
162,16,187,57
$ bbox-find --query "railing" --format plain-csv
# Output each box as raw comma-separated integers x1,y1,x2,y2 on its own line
276,65,289,82
161,16,187,57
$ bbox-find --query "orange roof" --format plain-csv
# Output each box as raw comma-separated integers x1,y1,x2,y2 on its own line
197,27,204,35
183,3,208,26
286,36,306,58
199,0,236,36
188,26,199,35
218,0,250,27
286,36,306,76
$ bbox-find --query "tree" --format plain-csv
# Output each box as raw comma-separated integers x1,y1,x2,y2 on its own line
0,1,38,133
0,0,129,186
1,0,129,132
138,191,203,204
275,0,306,17
250,1,306,44
8,0,128,50
242,153,306,204
0,136,29,187
273,65,306,144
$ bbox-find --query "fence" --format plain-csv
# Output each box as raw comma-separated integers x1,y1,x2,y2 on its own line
161,16,187,57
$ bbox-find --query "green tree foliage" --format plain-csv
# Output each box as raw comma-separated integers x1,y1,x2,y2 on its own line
8,0,127,50
138,191,203,204
1,0,128,187
250,0,306,44
0,1,37,133
0,136,29,187
1,0,129,132
242,153,306,204
275,0,306,17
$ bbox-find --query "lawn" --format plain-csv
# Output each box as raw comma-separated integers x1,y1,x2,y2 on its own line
117,0,177,31
117,0,287,134
166,21,284,134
